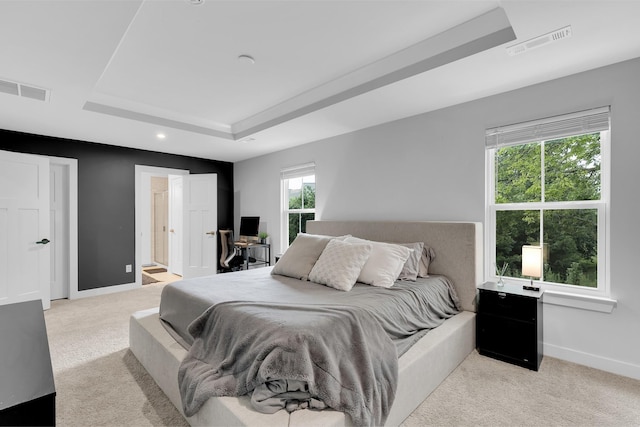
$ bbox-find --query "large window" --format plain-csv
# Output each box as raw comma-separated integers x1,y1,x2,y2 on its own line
281,163,315,249
486,107,610,295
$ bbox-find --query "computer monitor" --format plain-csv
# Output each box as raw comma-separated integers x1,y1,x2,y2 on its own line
239,216,260,242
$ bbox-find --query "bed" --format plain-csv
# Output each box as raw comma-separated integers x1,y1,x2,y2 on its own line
129,220,483,426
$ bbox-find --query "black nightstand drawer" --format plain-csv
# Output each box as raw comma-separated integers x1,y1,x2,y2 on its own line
477,313,538,369
479,289,537,322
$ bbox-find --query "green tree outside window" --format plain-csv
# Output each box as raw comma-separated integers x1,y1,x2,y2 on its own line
494,133,600,287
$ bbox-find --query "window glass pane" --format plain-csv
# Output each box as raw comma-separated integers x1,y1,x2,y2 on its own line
543,209,598,287
287,178,302,209
300,212,314,234
288,212,315,245
544,133,601,202
496,210,540,278
495,143,541,203
288,213,300,245
302,175,315,209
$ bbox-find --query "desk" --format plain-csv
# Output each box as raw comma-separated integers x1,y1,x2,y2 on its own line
234,242,271,270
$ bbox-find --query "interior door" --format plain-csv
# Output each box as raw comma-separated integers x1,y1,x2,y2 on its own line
168,175,183,276
50,163,69,300
181,174,217,279
0,150,51,309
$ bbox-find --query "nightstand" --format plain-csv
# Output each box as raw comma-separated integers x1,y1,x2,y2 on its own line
477,282,543,371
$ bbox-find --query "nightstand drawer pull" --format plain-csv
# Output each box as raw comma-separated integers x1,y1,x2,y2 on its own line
498,292,507,299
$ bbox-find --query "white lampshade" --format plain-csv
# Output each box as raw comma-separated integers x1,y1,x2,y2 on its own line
522,245,542,278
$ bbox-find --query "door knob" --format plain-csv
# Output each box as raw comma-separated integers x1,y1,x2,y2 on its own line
206,231,216,235
36,238,50,245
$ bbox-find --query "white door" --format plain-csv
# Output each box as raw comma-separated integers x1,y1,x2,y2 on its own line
168,175,183,276
0,150,51,309
181,174,217,279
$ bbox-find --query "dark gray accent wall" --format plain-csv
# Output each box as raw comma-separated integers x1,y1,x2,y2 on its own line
0,129,233,291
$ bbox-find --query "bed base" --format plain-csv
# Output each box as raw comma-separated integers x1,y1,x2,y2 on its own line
129,308,475,426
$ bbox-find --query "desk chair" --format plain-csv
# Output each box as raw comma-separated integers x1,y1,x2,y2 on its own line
219,229,244,271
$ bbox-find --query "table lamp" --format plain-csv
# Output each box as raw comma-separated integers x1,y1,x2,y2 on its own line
522,245,542,291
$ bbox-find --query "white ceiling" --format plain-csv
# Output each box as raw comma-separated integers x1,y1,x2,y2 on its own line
1,0,640,163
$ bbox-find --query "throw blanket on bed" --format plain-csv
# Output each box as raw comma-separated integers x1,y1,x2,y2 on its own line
178,301,398,426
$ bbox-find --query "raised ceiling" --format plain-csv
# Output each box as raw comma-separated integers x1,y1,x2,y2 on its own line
1,0,640,162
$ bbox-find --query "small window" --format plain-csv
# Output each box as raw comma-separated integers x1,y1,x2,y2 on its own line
281,163,315,249
486,107,610,295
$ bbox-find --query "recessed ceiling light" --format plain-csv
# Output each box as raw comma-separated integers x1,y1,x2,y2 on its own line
185,0,204,5
238,55,255,65
240,137,255,143
156,133,166,140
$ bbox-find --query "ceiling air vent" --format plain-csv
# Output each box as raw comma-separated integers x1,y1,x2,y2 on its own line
507,26,572,56
0,78,50,102
0,79,19,96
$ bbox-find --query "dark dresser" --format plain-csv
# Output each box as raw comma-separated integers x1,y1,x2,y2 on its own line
0,299,56,426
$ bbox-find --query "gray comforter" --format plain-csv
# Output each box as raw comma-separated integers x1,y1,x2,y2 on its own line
162,268,461,426
179,301,397,426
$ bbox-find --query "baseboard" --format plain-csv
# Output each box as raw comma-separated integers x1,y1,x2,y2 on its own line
544,342,640,380
69,282,140,300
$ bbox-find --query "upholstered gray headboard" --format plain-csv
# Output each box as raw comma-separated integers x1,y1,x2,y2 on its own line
306,221,483,312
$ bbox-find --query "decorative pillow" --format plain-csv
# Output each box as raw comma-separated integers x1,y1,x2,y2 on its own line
308,239,372,291
271,233,333,280
418,245,436,277
344,237,411,288
397,242,424,281
271,233,351,280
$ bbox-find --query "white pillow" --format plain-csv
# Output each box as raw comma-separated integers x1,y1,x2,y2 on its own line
308,239,372,291
344,237,411,288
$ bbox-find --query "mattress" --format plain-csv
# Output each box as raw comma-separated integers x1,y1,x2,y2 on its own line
159,266,461,355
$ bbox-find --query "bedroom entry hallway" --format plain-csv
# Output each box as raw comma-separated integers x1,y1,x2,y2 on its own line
142,177,182,286
135,165,218,288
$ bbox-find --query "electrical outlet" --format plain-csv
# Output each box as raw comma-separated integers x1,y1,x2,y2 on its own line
126,264,132,273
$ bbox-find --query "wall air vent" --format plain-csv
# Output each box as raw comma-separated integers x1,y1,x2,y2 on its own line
0,78,50,102
507,26,572,56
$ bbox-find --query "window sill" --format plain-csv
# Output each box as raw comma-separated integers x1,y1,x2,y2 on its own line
542,290,617,313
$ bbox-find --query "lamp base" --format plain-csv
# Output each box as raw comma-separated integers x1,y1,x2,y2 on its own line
523,278,540,292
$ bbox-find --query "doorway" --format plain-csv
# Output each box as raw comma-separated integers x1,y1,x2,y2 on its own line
0,151,77,309
135,166,218,285
135,166,188,286
49,156,78,301
151,176,169,266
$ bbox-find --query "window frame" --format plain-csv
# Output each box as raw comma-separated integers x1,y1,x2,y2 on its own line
485,109,611,298
280,163,316,252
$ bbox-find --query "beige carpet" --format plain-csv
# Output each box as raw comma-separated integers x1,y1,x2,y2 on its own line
44,282,640,427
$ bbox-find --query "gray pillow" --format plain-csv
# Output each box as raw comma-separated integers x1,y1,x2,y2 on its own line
398,242,424,281
271,233,348,280
418,245,436,277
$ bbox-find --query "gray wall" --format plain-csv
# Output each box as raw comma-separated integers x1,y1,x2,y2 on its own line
234,57,640,379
